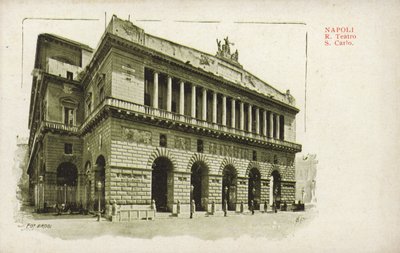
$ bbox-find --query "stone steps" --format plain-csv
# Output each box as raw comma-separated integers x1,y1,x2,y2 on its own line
155,212,174,219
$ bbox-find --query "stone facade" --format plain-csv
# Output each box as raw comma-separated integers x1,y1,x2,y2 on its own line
295,154,318,203
27,15,301,216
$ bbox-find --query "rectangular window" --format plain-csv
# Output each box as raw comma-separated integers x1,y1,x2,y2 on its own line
252,108,257,133
144,80,151,106
266,111,271,138
197,139,204,153
86,101,92,116
99,87,105,102
66,71,73,80
159,134,167,147
64,143,73,154
280,115,285,140
64,107,74,126
252,150,257,161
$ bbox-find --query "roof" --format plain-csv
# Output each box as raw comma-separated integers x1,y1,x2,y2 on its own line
39,33,93,52
106,15,296,107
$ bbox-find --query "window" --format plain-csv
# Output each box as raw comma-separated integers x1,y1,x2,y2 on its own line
87,101,92,115
86,98,92,116
144,80,151,106
279,115,285,140
197,139,204,153
97,73,106,103
252,150,257,161
66,71,73,80
99,87,105,102
64,107,74,126
159,134,167,147
64,143,73,154
85,92,93,117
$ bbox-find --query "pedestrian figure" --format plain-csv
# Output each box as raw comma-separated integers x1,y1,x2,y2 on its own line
190,199,195,219
282,201,287,211
223,199,227,217
56,203,61,215
112,199,118,216
250,200,254,215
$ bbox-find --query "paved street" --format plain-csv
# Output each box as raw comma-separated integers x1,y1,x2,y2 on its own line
16,208,317,240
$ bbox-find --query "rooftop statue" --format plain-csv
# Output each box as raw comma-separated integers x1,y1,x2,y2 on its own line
216,36,239,62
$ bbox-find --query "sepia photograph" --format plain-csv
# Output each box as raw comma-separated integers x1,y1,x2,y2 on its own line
0,1,399,252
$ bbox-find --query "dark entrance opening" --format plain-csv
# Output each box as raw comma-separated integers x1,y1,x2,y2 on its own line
56,162,78,205
222,165,237,211
248,168,261,210
152,157,173,212
190,162,208,211
95,156,106,211
272,170,282,208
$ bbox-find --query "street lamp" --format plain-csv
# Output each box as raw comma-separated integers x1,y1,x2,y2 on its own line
97,181,102,222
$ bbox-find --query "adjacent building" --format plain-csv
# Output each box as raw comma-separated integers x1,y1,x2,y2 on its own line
27,15,302,217
295,154,317,203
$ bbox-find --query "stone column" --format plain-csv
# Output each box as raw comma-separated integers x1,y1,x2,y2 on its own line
202,88,207,121
191,85,196,118
240,102,244,130
231,99,236,128
255,107,260,134
179,81,185,115
276,114,280,140
222,95,227,126
248,104,252,132
153,71,159,109
212,92,217,123
269,112,274,138
167,76,172,112
262,110,267,136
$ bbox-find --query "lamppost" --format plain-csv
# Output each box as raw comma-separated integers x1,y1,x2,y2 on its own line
97,181,102,222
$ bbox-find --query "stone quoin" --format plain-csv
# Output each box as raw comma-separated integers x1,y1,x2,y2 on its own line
26,15,302,218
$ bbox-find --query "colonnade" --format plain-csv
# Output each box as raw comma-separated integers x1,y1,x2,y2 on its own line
149,70,284,140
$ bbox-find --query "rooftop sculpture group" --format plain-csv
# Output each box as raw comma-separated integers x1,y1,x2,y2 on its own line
216,37,239,62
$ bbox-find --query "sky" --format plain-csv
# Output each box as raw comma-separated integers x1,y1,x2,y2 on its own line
1,1,400,252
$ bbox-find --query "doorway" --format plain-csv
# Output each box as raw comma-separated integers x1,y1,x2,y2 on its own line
190,162,208,211
222,165,237,211
152,157,173,212
248,168,261,210
271,170,281,208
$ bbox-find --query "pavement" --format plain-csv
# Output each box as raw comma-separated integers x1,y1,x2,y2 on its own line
15,207,317,240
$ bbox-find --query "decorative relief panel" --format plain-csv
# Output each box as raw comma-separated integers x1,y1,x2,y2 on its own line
122,127,152,144
209,142,250,160
174,136,191,151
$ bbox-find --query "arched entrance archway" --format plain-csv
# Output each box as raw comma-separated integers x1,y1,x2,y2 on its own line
248,168,261,210
56,162,77,205
190,161,208,211
222,165,237,211
95,156,106,211
152,157,173,212
271,170,281,208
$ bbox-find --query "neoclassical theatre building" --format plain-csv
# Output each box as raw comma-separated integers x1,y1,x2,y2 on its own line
27,15,302,216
